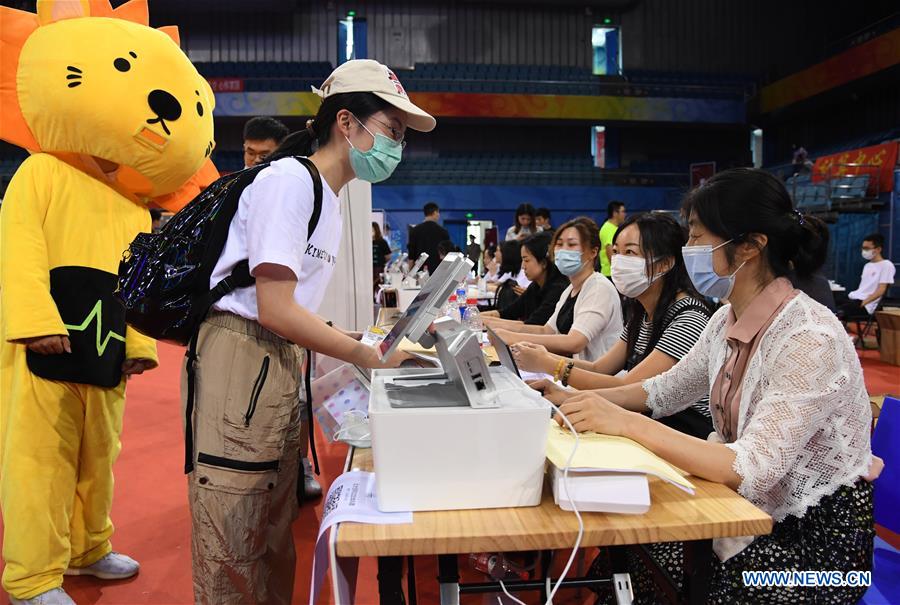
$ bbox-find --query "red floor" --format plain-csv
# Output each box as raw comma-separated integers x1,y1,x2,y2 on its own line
1,343,897,605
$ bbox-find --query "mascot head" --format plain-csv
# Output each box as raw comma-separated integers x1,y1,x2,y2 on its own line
0,0,216,202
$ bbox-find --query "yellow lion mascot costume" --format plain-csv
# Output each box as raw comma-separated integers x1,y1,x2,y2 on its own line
0,2,216,602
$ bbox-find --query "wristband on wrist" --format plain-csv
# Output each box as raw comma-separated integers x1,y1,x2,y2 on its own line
561,361,575,387
553,358,566,382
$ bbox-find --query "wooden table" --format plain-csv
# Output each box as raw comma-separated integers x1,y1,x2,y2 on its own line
330,448,772,604
337,307,772,603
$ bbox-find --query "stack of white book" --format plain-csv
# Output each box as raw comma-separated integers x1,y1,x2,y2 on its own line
546,421,695,515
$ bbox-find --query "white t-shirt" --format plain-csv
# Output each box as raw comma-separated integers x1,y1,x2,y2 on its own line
514,268,531,289
505,225,535,241
545,272,623,361
849,259,895,314
211,157,342,321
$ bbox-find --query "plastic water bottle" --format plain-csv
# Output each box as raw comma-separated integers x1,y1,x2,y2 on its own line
464,297,483,333
456,286,467,320
445,294,461,323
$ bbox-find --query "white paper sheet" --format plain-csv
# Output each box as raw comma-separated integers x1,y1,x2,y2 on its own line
310,471,412,605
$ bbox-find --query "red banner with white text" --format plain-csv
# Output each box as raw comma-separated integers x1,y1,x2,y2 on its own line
207,78,244,92
812,141,898,193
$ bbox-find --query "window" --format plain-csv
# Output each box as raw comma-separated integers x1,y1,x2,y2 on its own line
751,128,764,168
591,126,606,168
338,12,367,64
592,26,621,76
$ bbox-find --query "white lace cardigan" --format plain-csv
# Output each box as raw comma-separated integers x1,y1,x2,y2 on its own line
642,293,873,558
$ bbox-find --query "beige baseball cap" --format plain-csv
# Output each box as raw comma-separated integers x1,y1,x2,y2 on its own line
312,59,436,132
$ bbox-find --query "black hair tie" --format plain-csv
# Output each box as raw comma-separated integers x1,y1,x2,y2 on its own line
792,209,805,225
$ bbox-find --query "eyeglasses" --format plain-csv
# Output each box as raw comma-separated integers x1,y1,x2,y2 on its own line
365,116,407,149
243,147,272,161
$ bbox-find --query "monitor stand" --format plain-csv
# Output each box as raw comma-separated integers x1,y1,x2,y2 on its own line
385,323,499,409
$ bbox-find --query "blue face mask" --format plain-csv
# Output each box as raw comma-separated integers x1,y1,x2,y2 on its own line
346,116,403,183
555,249,586,277
682,240,745,300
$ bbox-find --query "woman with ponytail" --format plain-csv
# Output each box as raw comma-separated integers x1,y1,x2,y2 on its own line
184,60,435,605
534,168,878,603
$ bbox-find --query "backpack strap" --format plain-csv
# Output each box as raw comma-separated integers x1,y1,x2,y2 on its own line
292,156,324,239
204,157,325,308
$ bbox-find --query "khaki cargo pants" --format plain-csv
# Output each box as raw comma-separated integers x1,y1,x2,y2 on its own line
181,311,304,605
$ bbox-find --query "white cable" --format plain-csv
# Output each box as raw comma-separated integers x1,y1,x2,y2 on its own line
497,400,583,605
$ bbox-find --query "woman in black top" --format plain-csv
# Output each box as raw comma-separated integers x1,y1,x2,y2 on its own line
490,239,525,311
372,222,391,269
372,221,392,289
788,215,836,312
482,232,569,326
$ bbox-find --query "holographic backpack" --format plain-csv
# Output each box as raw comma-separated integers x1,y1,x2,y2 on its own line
116,157,322,345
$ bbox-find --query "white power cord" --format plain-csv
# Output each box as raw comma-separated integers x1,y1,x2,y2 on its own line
497,400,583,605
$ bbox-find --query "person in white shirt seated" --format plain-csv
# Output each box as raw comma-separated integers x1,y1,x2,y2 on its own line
839,232,895,320
504,203,537,241
533,169,878,604
491,240,529,310
492,217,623,361
482,244,499,282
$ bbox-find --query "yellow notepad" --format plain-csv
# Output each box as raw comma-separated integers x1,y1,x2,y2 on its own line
546,421,695,494
398,338,437,356
398,338,500,364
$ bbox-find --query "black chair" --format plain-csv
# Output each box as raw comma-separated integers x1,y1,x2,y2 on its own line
849,300,885,350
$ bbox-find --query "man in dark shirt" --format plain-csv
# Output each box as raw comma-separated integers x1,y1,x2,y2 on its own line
465,235,482,269
407,202,450,274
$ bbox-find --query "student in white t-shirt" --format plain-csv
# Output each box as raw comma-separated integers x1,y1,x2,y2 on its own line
491,217,623,361
183,60,435,605
842,232,895,319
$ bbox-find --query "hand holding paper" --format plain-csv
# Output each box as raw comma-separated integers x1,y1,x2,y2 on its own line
555,390,636,436
545,420,695,494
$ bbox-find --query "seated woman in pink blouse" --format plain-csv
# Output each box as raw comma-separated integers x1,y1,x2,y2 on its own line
534,168,879,604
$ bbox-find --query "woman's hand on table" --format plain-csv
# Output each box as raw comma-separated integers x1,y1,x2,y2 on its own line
555,391,636,437
510,341,550,372
481,315,497,326
492,327,521,345
526,378,575,406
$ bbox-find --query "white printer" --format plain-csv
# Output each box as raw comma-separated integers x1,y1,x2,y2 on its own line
369,253,550,512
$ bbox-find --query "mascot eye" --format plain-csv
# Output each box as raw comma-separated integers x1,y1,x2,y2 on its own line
196,102,204,117
114,58,131,72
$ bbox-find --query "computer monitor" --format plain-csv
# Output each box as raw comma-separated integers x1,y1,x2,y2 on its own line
404,252,428,277
486,325,520,377
378,252,473,360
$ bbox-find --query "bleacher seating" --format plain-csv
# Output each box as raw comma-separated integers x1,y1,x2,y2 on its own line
191,60,749,98
213,151,693,186
211,150,244,174
627,69,755,88
630,159,691,174
785,172,876,212
193,61,333,93
0,152,29,181
385,153,597,186
830,174,871,201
